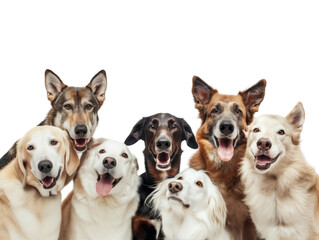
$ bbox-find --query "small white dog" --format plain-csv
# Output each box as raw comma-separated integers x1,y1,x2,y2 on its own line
151,168,230,240
59,138,140,240
241,102,319,240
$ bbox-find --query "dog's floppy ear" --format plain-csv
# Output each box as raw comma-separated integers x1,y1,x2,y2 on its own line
205,177,227,228
192,76,218,119
239,79,267,125
125,117,148,145
286,102,305,145
131,154,139,173
45,69,67,102
87,70,107,106
15,140,27,186
179,118,198,149
63,131,80,176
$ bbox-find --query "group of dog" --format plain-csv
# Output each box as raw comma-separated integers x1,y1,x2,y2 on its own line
0,70,318,240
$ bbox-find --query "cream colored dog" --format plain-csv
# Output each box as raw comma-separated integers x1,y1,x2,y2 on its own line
241,102,319,240
151,168,230,240
0,126,79,240
60,138,140,240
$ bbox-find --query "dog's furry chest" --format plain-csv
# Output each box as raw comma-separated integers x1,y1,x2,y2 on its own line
242,166,317,239
2,181,61,240
69,193,138,240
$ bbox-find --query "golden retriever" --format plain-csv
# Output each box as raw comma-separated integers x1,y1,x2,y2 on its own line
0,126,79,240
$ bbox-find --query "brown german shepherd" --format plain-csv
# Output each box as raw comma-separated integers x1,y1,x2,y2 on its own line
0,69,107,169
189,76,266,240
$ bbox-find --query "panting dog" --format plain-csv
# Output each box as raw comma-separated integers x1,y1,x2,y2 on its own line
189,76,266,240
151,168,230,240
59,138,140,240
0,126,79,240
241,102,319,240
0,69,107,168
125,113,198,240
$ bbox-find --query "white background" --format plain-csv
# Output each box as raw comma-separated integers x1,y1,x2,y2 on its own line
0,1,318,199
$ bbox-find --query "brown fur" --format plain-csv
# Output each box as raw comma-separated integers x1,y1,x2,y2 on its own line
189,76,266,240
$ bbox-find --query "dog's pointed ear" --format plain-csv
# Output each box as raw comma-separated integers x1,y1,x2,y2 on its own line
239,79,267,125
15,140,27,186
192,76,217,118
125,117,148,145
45,69,67,102
87,70,107,106
63,131,80,176
179,118,198,149
286,102,305,145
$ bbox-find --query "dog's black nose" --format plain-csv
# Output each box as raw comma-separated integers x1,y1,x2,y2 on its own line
257,138,272,151
156,139,171,150
168,181,183,193
75,125,88,137
219,121,234,135
38,160,53,173
103,157,117,169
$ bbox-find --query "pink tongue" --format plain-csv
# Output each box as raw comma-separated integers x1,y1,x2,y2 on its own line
217,139,234,161
42,177,54,187
96,174,114,196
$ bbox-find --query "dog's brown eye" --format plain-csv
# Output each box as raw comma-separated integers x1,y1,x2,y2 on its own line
235,108,242,115
177,176,183,180
86,104,93,110
64,104,72,110
196,181,203,188
51,140,58,145
27,145,34,151
148,124,155,130
172,124,179,131
211,108,219,114
278,130,285,135
99,149,105,154
253,128,260,133
122,153,128,158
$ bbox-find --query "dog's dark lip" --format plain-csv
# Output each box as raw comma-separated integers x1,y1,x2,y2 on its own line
73,138,88,151
153,151,174,171
214,136,237,148
96,172,122,188
39,167,61,189
254,153,280,170
168,196,190,208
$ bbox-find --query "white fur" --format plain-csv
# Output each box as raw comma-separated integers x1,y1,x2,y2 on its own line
151,168,230,240
241,104,319,240
63,139,140,240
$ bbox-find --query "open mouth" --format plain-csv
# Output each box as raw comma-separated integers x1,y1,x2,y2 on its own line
254,154,280,171
39,168,61,189
73,138,88,151
168,196,190,208
96,172,122,197
215,137,235,162
155,152,172,171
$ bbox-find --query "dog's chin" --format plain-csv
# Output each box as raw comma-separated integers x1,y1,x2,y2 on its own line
214,136,238,162
254,153,280,172
73,138,88,151
154,152,173,171
38,167,62,190
167,196,190,209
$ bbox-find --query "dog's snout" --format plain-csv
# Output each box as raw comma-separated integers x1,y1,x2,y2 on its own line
75,124,88,137
257,138,272,151
168,181,183,193
103,157,117,169
38,160,53,173
219,121,234,135
156,139,171,150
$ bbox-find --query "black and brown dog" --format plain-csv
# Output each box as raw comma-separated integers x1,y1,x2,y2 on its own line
0,69,107,169
125,113,198,240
